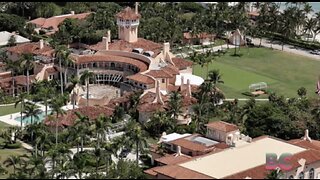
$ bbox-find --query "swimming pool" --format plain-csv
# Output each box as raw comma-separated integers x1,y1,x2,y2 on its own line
15,110,52,125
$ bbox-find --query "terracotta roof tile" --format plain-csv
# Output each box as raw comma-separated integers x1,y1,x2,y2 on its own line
205,121,239,132
126,73,154,84
6,42,54,57
161,64,179,75
45,67,58,74
155,153,192,165
152,165,213,179
169,134,216,153
116,7,141,20
172,57,193,70
288,139,320,151
44,106,114,127
146,70,173,78
71,54,149,72
90,38,162,58
29,12,91,33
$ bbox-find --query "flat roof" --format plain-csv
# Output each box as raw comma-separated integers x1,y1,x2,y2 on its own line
175,73,204,86
179,137,306,179
162,133,191,143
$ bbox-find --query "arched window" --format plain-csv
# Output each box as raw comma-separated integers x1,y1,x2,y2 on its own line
309,168,315,179
289,175,294,179
111,63,115,68
299,172,304,179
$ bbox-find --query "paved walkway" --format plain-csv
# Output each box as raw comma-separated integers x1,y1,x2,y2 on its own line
251,37,320,61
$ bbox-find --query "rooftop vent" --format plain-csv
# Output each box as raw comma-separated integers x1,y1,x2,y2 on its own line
132,48,143,54
143,51,154,57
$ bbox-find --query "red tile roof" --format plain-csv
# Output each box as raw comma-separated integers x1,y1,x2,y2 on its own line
171,58,193,70
126,73,154,84
44,106,114,127
90,38,162,58
205,121,239,132
6,42,54,57
29,12,91,33
115,7,141,20
155,153,192,165
288,139,320,151
169,134,216,153
161,65,180,75
70,54,149,72
150,165,213,179
45,67,58,74
146,70,173,78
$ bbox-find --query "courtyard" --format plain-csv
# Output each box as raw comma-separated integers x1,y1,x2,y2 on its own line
193,47,320,98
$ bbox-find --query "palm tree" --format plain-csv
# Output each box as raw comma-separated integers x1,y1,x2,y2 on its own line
208,69,224,85
38,86,54,116
80,70,95,106
50,95,66,146
15,92,28,128
167,91,182,122
94,115,111,149
23,102,41,125
54,45,70,95
3,155,21,174
265,168,283,179
23,102,42,141
19,53,34,95
74,112,92,151
147,111,174,136
125,120,148,165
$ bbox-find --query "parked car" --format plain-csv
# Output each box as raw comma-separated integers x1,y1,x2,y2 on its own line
119,148,131,158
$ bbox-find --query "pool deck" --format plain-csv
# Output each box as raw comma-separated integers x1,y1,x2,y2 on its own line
0,100,47,127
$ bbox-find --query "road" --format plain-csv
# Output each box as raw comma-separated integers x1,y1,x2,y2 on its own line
250,37,320,61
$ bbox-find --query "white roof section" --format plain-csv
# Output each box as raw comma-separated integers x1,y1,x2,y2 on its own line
179,137,306,179
0,31,30,46
61,104,79,111
162,133,191,143
175,73,204,86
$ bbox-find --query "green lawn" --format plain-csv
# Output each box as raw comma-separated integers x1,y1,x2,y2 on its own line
193,47,320,98
0,104,21,116
0,121,11,131
0,148,29,179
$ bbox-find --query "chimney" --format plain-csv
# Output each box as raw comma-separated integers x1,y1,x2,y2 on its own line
175,146,182,157
186,79,191,97
302,129,312,142
180,76,184,91
135,2,139,14
107,30,111,42
163,42,170,56
153,80,164,105
102,37,109,50
39,39,44,49
71,11,75,15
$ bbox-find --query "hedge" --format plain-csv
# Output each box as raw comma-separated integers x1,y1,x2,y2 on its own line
5,142,22,149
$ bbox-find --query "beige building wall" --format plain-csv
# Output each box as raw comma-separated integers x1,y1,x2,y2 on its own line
283,161,320,179
206,128,240,142
179,67,193,74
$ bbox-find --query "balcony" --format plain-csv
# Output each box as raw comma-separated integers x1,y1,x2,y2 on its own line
117,19,139,27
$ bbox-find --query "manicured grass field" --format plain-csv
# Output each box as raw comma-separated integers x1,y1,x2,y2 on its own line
0,121,11,131
193,47,320,98
0,148,29,179
0,104,21,116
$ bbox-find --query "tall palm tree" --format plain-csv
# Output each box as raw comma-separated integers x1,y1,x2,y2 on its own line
74,112,92,151
50,95,66,146
15,92,28,128
125,120,148,165
54,45,70,95
23,102,42,141
265,168,283,179
167,91,182,122
80,70,95,106
19,53,34,95
94,115,111,149
38,86,54,116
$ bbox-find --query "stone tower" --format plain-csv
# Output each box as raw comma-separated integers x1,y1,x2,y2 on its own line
116,2,141,43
